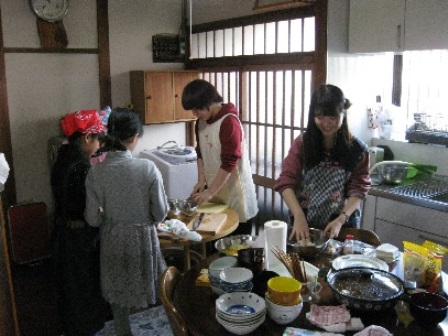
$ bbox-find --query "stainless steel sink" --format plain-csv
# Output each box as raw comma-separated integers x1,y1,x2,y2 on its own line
388,180,448,198
427,192,448,203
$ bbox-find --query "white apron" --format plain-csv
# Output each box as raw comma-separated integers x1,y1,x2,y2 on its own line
198,114,258,222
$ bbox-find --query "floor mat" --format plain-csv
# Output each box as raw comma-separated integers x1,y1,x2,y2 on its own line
96,305,173,336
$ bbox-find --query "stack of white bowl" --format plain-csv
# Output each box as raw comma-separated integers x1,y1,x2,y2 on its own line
215,292,266,335
219,267,253,293
208,256,238,295
265,276,304,325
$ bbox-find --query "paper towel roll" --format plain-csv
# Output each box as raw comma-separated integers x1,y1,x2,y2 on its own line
264,220,288,269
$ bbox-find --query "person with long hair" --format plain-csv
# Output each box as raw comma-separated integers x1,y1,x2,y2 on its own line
182,79,258,235
51,109,108,336
274,84,371,241
85,107,168,336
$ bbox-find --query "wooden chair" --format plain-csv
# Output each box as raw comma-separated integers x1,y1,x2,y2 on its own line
159,266,189,336
337,227,382,247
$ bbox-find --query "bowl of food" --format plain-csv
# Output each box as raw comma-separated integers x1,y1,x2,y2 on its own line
287,227,329,260
215,235,257,256
326,267,404,311
409,292,448,328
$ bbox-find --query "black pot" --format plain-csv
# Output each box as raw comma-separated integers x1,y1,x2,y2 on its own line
326,267,404,311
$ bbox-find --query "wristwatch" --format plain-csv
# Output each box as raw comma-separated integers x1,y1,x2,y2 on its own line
340,211,350,223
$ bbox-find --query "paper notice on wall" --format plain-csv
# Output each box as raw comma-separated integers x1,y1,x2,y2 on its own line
0,153,10,191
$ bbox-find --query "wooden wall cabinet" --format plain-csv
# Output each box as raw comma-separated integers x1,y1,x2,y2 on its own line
130,71,198,124
349,0,448,53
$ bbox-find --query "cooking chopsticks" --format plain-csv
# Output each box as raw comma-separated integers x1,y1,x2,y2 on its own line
271,246,307,283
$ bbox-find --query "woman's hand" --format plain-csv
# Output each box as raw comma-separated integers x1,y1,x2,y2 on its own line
323,217,345,239
191,181,206,195
290,217,310,242
191,189,212,206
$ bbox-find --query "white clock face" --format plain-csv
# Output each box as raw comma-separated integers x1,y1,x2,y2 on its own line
30,0,69,22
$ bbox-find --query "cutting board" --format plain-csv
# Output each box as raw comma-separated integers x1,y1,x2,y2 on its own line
196,202,228,214
187,213,228,234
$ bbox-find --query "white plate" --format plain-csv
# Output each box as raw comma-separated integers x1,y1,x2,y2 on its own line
331,254,389,272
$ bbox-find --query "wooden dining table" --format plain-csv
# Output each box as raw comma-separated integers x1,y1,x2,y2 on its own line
174,248,448,336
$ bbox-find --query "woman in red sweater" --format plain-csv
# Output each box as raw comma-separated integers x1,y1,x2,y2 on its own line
182,79,258,235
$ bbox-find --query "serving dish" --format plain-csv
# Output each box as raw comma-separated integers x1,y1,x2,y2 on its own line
326,267,404,311
331,254,389,272
215,235,257,256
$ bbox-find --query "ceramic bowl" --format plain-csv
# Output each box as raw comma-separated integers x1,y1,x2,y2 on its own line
265,293,303,325
215,292,266,318
410,292,448,328
221,282,253,294
216,313,265,335
267,276,302,306
216,304,265,323
209,256,238,280
220,267,253,293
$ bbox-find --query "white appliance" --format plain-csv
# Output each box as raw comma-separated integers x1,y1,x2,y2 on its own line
368,146,384,168
140,143,197,200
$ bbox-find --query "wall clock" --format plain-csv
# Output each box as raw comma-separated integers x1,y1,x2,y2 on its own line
29,0,69,22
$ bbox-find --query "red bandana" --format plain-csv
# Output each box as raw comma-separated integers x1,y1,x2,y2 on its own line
61,110,106,136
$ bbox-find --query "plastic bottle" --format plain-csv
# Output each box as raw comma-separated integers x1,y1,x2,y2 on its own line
343,234,354,254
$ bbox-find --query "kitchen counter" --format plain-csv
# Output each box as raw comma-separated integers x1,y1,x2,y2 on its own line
362,177,448,264
368,177,448,213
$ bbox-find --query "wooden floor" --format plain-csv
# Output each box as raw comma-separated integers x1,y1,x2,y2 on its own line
10,249,203,336
11,258,61,336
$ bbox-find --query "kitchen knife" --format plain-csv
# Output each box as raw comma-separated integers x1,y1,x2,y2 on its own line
193,212,205,230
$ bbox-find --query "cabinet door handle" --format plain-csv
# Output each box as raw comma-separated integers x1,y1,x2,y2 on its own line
418,234,447,246
146,95,152,100
174,94,179,98
396,24,402,49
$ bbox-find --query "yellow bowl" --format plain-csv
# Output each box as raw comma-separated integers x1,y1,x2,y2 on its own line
267,276,302,306
266,292,302,306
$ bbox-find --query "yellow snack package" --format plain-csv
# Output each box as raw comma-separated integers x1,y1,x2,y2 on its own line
403,241,429,288
422,240,446,289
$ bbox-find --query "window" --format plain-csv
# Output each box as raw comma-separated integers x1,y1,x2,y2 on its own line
190,17,315,59
188,4,327,228
401,50,448,131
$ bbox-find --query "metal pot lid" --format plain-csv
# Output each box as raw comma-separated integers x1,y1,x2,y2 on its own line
327,267,404,302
